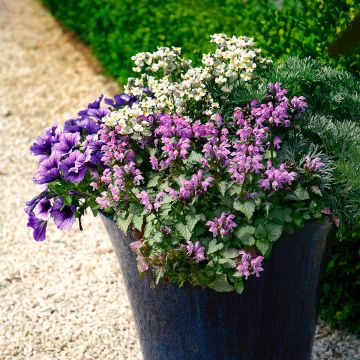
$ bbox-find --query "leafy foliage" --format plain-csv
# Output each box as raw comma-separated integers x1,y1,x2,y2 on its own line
41,0,359,84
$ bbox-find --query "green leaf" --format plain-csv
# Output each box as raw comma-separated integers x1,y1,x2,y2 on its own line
159,203,172,219
234,200,256,220
158,181,170,191
293,212,304,227
91,207,99,217
147,175,160,188
148,148,156,157
133,214,144,231
234,225,256,245
228,184,243,196
129,202,144,216
255,223,267,238
208,274,234,292
287,187,310,201
218,181,228,197
234,280,244,294
264,149,277,159
256,239,271,256
135,154,143,165
222,248,239,258
116,213,133,233
284,209,292,223
218,258,236,267
148,231,162,245
187,150,203,164
143,215,156,237
185,214,201,232
310,185,322,196
265,223,283,242
176,223,192,241
264,202,272,216
63,194,73,205
269,207,292,223
207,239,224,254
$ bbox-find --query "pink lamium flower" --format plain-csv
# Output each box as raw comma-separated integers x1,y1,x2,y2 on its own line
206,212,237,238
138,191,153,212
303,155,324,172
237,250,264,279
186,241,205,263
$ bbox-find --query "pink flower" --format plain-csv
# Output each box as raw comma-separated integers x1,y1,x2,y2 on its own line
150,156,159,170
303,155,324,172
186,241,205,263
137,254,149,272
130,240,143,252
96,192,112,209
237,250,264,280
138,191,153,212
259,161,297,191
206,212,237,238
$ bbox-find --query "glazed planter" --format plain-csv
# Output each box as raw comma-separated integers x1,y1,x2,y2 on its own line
101,215,334,360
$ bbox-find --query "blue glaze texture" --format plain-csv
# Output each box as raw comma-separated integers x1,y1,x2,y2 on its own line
101,215,334,360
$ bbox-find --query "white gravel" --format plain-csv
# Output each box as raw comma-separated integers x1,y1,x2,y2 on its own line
0,0,358,359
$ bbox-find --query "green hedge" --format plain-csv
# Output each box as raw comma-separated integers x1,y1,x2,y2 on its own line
42,0,360,83
320,223,360,333
41,0,360,332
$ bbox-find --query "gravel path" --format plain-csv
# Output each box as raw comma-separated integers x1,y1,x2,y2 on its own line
0,0,358,359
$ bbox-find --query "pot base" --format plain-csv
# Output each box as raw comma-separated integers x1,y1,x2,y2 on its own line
102,216,334,360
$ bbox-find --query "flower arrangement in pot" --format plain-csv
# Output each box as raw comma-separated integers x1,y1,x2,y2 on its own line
26,34,360,360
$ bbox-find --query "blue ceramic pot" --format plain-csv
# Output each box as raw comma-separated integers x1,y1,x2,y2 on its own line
101,215,334,360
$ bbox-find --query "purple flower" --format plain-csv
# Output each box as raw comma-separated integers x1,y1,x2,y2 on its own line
150,156,159,170
303,155,324,172
154,192,166,210
64,118,100,135
82,135,104,165
105,94,137,108
138,191,153,212
53,132,80,155
76,95,110,121
186,241,205,263
33,198,52,221
236,256,251,279
273,136,282,150
24,190,49,215
77,95,103,117
206,212,237,238
60,150,88,183
268,82,287,101
258,161,297,191
161,226,172,234
96,192,112,209
30,124,59,157
177,170,214,200
251,256,264,277
33,152,61,184
166,187,179,200
50,198,76,230
291,96,307,113
237,250,264,279
88,94,103,109
85,108,110,121
27,211,48,241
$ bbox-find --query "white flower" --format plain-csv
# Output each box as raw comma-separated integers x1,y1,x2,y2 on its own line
133,123,144,132
106,33,270,129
